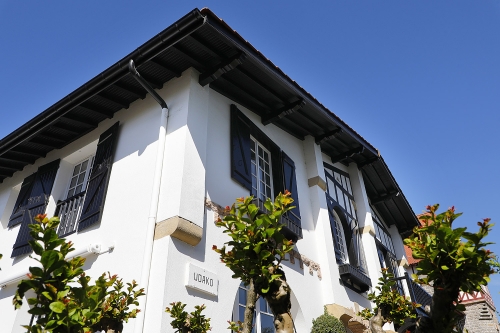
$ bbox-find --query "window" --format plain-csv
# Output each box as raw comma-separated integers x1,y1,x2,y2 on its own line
235,283,275,333
371,205,402,293
8,122,119,257
332,210,348,262
66,157,94,198
230,105,301,241
56,156,94,236
324,163,371,293
251,138,273,202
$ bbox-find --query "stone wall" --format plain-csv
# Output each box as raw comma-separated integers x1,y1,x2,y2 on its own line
463,301,500,333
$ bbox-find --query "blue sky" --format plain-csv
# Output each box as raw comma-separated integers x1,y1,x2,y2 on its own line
1,0,500,316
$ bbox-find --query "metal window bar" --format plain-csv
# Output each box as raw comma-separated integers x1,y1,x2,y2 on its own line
55,191,86,236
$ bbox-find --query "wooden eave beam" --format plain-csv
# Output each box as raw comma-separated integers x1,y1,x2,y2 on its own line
199,53,247,86
357,157,379,168
235,67,287,104
60,114,98,128
149,59,182,78
371,191,399,205
0,170,14,177
79,104,115,119
171,45,207,71
133,72,163,90
0,153,37,164
113,81,147,99
10,146,46,158
330,146,365,164
29,136,63,149
0,165,22,172
217,75,272,111
0,158,27,169
97,93,130,110
187,35,224,59
50,123,80,136
315,128,343,144
262,99,306,126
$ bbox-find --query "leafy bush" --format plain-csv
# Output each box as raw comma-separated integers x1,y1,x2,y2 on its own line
13,214,144,333
165,302,211,333
405,205,499,333
358,268,418,328
311,307,346,333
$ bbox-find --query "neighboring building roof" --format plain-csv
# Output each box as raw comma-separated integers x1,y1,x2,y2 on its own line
0,8,419,234
404,245,420,266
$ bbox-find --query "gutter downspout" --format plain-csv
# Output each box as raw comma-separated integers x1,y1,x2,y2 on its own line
128,60,168,333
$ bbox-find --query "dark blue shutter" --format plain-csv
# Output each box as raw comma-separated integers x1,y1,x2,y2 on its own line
327,199,343,263
281,151,301,226
11,159,60,257
78,122,119,231
230,105,251,191
8,173,36,228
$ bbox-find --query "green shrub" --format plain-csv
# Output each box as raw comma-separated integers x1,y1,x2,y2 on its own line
311,307,346,333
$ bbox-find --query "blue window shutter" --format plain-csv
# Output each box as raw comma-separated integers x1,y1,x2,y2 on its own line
11,159,60,257
281,151,301,225
230,105,251,191
78,122,119,231
8,173,36,228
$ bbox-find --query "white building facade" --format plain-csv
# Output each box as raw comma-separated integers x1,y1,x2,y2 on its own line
0,8,419,333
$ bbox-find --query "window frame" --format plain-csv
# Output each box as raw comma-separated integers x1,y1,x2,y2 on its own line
64,156,95,199
250,136,274,203
230,105,302,241
234,283,275,333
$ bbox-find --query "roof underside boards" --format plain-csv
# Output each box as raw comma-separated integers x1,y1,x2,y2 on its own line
0,8,419,233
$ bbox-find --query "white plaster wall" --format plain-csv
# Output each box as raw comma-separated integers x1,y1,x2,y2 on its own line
0,71,195,332
201,90,326,331
0,67,412,333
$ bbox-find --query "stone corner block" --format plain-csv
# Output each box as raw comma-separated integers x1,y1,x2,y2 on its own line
155,216,203,246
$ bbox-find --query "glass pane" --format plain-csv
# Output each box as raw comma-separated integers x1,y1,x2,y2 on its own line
336,186,345,208
263,150,269,161
69,176,78,188
327,178,335,198
346,178,353,195
75,184,83,194
334,172,341,184
341,175,347,191
239,288,246,305
77,173,86,185
67,188,75,198
264,162,270,174
72,164,81,176
259,297,268,313
261,314,275,333
81,160,89,171
258,146,264,158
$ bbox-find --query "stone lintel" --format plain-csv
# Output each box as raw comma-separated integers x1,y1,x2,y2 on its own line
308,176,327,191
155,216,203,246
398,258,409,268
361,225,376,237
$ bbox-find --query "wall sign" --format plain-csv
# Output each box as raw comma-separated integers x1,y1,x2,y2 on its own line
186,263,218,296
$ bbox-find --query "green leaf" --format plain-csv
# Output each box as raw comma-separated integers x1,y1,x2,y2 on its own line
441,265,449,270
49,301,66,313
29,266,44,277
40,250,59,270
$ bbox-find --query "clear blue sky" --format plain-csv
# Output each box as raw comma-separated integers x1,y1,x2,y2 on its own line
1,0,500,315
